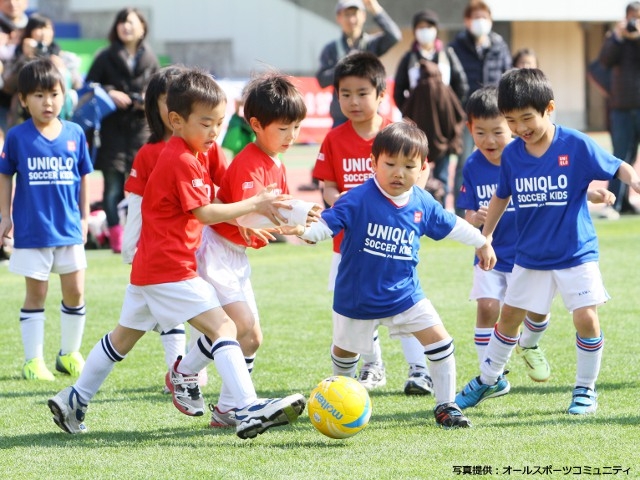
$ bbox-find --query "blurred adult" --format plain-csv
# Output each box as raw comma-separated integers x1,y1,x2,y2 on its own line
598,1,640,218
316,0,401,127
84,7,159,253
449,0,511,216
0,0,29,130
512,47,538,69
394,9,468,205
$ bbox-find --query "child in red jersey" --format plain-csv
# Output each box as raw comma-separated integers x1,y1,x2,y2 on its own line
48,68,306,440
313,51,432,395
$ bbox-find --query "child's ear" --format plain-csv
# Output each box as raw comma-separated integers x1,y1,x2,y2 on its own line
18,94,28,109
249,117,261,132
168,111,182,130
370,153,378,170
546,100,556,115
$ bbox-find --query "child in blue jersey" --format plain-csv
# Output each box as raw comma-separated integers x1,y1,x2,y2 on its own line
0,58,93,381
456,68,640,415
297,121,495,428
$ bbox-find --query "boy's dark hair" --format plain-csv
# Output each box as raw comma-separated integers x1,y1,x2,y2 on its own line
497,68,554,116
167,68,226,120
242,72,307,127
17,57,66,97
333,51,386,95
145,65,187,143
108,8,148,45
466,86,501,123
372,121,429,165
464,0,491,18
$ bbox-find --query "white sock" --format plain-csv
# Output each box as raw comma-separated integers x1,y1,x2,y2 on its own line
424,337,455,405
178,334,213,374
217,355,256,411
74,333,125,404
474,327,494,368
160,324,186,370
60,303,86,355
331,345,359,378
20,309,45,361
480,327,518,385
210,338,256,409
401,336,428,373
360,329,382,365
575,333,604,390
518,314,549,349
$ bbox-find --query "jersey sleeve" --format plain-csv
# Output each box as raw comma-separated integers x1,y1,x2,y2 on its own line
312,135,337,182
207,143,229,187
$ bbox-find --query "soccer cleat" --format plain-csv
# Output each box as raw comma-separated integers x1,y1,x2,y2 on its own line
404,367,433,396
22,357,55,381
209,404,236,428
568,386,598,415
357,362,386,390
165,356,205,416
434,402,472,429
516,345,550,382
48,386,88,434
235,394,306,440
55,351,85,377
455,374,511,409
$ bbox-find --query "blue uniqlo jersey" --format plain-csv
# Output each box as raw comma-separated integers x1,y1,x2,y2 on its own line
497,125,621,270
0,119,93,248
321,179,457,319
457,149,517,273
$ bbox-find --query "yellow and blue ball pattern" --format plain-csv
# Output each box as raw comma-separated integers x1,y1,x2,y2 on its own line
308,376,372,439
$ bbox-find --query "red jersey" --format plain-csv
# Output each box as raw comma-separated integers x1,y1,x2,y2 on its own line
131,136,212,285
312,118,391,252
212,142,289,249
126,141,228,196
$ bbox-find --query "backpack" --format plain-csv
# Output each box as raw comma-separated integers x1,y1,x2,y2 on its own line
71,83,117,162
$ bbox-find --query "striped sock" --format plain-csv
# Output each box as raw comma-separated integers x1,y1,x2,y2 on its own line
575,332,604,390
480,325,518,385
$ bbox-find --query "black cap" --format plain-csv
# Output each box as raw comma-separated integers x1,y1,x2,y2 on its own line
412,9,439,29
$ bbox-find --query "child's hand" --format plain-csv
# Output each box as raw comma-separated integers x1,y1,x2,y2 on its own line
470,206,488,228
630,180,640,196
275,225,305,236
254,184,292,225
306,204,323,227
238,226,277,245
0,216,13,242
587,188,616,205
476,237,496,271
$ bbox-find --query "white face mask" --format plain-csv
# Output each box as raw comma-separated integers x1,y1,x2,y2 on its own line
470,18,492,37
415,27,437,45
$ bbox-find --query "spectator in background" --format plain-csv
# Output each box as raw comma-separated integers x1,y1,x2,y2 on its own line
449,0,511,216
394,9,468,206
512,47,538,69
302,0,401,192
84,7,159,253
597,1,640,219
0,0,29,131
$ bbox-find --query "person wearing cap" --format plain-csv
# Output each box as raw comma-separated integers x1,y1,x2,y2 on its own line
394,9,468,206
316,0,401,127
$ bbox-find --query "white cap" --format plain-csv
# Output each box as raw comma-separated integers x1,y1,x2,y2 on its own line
335,0,365,14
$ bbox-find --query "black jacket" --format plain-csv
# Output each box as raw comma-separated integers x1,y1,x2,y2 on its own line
599,33,640,109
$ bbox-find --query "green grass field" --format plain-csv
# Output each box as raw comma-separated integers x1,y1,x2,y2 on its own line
0,217,638,479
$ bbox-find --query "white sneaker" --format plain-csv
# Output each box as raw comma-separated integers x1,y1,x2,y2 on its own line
234,394,306,439
404,367,434,396
209,404,236,428
165,356,205,416
48,386,88,434
358,362,386,390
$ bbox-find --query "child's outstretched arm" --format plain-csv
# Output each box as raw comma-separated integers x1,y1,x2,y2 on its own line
587,188,615,205
615,162,640,195
481,194,510,239
0,173,13,240
79,175,90,244
445,216,496,270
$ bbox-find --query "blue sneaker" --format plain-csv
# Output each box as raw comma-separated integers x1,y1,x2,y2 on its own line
567,386,597,415
455,374,511,409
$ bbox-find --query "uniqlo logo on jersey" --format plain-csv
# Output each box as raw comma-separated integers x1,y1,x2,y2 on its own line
242,181,254,190
558,155,569,166
316,153,325,161
460,184,466,193
67,141,76,151
414,211,422,223
192,178,204,188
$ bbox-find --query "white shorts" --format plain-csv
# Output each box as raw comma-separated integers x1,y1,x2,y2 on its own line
504,262,609,314
327,252,341,292
332,299,442,355
196,228,258,320
469,265,510,301
119,277,221,333
9,245,87,281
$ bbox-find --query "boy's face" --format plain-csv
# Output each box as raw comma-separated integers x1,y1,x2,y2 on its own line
469,115,511,165
173,101,226,154
503,103,554,150
338,76,383,124
250,119,302,158
20,83,64,128
371,151,426,197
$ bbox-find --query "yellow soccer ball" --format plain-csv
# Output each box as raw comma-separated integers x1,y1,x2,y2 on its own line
308,376,372,439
